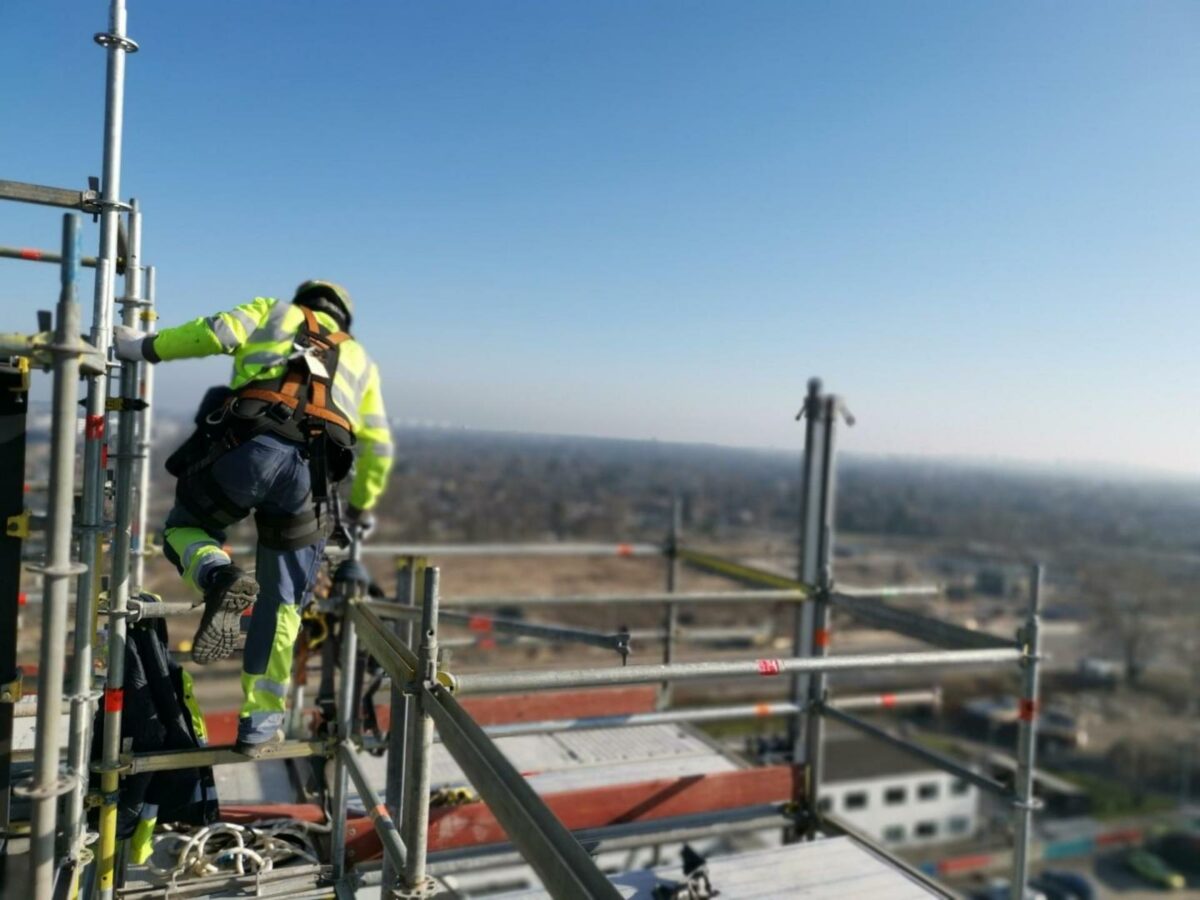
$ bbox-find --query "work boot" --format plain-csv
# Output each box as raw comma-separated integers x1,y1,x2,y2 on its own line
191,564,259,665
235,729,285,759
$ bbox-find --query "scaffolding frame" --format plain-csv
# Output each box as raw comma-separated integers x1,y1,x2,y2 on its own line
1,5,1043,899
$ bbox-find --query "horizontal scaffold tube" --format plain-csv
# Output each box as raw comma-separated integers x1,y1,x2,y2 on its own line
439,588,807,608
469,690,941,740
367,600,629,653
452,647,1021,695
0,244,101,268
225,541,663,560
838,584,942,599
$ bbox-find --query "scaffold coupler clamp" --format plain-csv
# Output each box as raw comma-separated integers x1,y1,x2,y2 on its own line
651,844,719,899
616,628,632,665
388,876,441,899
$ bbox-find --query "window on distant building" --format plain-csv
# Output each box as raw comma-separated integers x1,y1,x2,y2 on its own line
915,821,938,839
917,782,940,801
947,816,971,836
844,792,868,811
883,825,906,843
951,779,970,796
884,786,907,805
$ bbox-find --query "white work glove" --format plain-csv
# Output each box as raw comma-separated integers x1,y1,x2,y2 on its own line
113,325,157,362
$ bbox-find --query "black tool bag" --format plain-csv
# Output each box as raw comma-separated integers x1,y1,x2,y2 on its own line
164,385,235,478
90,616,219,838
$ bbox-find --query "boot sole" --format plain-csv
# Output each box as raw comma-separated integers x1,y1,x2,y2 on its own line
191,575,259,664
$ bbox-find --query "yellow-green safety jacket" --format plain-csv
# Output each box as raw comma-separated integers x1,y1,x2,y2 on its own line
149,298,393,510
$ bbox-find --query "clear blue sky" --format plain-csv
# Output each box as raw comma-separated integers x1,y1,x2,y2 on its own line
2,1,1198,474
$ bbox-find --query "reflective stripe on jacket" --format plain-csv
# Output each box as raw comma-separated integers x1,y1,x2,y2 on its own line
151,297,394,510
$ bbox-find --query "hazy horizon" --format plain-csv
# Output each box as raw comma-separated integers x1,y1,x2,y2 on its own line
4,2,1199,477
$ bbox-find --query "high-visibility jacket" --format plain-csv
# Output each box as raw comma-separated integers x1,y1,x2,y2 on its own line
149,297,393,511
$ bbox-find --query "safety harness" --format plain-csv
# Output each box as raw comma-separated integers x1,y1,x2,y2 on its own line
170,306,357,552
236,306,355,442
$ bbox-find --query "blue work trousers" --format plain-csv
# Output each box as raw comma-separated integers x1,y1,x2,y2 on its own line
163,433,325,743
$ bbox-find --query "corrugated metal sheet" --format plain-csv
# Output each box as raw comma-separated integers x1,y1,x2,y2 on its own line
489,838,940,899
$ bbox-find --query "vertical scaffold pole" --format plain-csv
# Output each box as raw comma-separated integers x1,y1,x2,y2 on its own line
130,264,156,591
1011,564,1043,900
382,555,420,891
30,214,86,900
658,497,681,710
803,393,841,836
402,567,439,891
331,538,364,880
66,0,136,873
789,380,826,798
95,199,144,900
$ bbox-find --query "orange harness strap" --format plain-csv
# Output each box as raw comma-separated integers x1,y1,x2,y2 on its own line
238,386,353,433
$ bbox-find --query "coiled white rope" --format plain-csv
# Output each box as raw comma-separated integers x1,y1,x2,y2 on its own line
148,818,325,883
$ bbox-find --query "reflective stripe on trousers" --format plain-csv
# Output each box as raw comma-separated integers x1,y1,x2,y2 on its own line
161,433,327,744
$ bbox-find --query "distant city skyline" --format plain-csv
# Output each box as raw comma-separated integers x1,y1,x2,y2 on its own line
3,2,1198,476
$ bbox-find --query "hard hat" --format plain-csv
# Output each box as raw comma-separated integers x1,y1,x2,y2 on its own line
293,279,354,328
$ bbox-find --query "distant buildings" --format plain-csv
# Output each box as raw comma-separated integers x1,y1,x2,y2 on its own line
819,731,979,849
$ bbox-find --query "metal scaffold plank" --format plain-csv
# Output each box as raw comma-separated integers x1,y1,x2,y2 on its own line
0,179,101,212
123,740,328,774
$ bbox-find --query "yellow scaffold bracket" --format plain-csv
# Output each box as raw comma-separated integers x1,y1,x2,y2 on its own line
0,670,23,704
430,786,477,807
7,356,31,393
6,509,31,539
139,309,158,323
105,396,149,412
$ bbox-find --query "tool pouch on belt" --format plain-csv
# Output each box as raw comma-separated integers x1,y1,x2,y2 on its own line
164,385,236,478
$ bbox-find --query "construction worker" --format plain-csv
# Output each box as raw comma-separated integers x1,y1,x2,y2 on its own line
113,281,393,753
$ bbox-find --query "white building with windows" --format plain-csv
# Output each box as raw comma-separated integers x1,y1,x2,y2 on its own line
819,730,980,849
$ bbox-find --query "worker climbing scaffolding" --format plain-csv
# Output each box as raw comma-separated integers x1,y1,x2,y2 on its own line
113,280,394,753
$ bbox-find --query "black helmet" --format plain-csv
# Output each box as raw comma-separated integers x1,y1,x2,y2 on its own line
293,279,354,329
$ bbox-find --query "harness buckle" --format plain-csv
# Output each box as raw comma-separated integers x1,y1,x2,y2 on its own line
267,402,293,424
